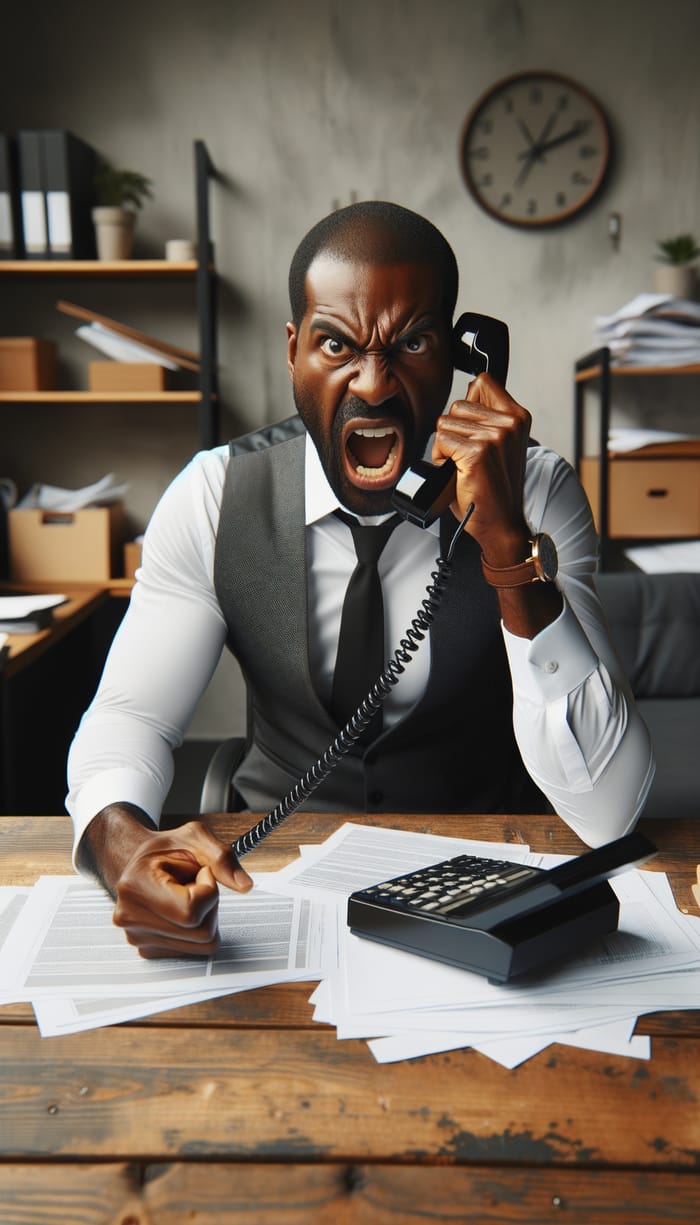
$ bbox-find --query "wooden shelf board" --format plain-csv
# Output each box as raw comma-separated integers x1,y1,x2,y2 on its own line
0,259,198,278
576,362,700,381
0,391,202,404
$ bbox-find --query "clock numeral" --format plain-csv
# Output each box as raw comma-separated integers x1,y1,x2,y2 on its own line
504,96,514,114
526,198,537,216
572,170,592,185
478,119,493,135
479,174,493,187
556,191,567,208
468,146,490,160
557,93,569,110
499,192,513,209
574,120,592,137
529,85,542,104
579,144,598,159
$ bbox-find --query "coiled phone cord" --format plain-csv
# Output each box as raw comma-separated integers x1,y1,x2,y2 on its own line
232,503,475,859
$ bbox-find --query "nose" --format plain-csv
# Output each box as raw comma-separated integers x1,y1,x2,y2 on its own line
348,353,398,407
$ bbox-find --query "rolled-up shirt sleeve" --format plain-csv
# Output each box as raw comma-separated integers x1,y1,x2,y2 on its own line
504,446,655,846
66,448,229,864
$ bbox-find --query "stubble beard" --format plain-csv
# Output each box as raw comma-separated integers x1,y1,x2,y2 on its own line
293,387,428,517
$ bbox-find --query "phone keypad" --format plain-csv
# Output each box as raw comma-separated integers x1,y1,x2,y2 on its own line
359,854,540,918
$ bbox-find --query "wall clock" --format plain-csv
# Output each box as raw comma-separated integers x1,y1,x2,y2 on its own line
460,71,612,228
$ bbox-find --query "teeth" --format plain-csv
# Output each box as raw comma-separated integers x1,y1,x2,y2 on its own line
353,427,395,438
356,438,399,478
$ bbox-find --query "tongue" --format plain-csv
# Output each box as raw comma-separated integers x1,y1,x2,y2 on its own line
348,432,394,469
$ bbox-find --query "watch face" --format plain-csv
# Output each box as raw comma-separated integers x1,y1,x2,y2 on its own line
534,534,558,582
460,71,611,228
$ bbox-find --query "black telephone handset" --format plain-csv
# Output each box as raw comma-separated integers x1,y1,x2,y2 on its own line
391,312,510,528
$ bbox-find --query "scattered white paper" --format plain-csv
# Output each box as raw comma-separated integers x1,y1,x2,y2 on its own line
0,888,32,1004
0,594,67,619
624,540,700,574
17,472,128,512
594,294,700,366
6,824,699,1070
608,427,700,454
76,322,180,371
32,987,239,1037
262,821,531,902
2,875,337,1001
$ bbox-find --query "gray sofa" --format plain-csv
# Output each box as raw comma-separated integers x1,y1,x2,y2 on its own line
594,570,700,820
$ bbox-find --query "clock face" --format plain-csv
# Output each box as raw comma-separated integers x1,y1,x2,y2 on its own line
460,71,611,228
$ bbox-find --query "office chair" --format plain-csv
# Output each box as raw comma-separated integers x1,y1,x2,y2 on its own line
198,415,305,814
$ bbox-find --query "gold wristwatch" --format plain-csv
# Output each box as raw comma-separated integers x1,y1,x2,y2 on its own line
481,533,558,588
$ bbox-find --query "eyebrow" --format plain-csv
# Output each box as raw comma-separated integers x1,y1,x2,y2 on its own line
308,319,357,348
308,315,441,350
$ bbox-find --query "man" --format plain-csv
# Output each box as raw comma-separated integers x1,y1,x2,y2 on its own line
67,201,654,958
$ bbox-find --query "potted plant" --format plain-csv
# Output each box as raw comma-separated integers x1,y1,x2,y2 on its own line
92,162,154,260
652,233,700,299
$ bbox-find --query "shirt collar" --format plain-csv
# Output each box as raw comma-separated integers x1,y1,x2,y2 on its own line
304,431,440,536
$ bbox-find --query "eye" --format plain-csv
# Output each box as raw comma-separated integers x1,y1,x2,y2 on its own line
320,335,348,357
401,333,430,355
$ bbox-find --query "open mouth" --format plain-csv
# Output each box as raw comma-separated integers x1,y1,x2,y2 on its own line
342,419,404,490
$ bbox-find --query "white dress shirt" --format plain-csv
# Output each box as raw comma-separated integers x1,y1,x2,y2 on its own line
67,433,654,859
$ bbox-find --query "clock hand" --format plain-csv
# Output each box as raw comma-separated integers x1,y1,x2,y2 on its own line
516,122,588,160
531,110,558,154
517,119,538,150
513,110,559,187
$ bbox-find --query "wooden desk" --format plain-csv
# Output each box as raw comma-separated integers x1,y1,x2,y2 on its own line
1,584,108,680
1,812,699,1224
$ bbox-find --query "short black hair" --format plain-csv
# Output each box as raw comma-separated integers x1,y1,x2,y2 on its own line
288,200,459,328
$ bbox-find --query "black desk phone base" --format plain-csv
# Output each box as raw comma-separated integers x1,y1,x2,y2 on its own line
347,831,656,983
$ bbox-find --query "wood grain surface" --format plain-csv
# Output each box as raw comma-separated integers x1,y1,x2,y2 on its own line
1,813,698,1224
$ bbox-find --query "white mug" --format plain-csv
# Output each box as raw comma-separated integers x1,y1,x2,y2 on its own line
165,239,196,262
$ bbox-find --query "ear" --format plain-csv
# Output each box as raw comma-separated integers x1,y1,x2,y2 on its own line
286,322,297,382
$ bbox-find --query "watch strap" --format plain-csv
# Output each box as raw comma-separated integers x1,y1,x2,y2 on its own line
481,552,538,588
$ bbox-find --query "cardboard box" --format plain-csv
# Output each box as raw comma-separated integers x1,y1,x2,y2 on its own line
580,457,700,537
8,503,125,583
89,361,168,392
123,538,143,580
0,338,57,391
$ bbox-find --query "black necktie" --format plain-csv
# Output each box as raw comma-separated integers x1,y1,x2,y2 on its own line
331,510,402,740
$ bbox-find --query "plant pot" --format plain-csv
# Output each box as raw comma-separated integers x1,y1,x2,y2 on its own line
652,263,696,300
92,206,135,261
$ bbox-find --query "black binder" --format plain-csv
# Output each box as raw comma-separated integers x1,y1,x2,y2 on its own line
42,130,97,259
0,134,23,259
17,130,48,258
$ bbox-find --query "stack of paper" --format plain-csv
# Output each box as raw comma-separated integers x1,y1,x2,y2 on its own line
624,539,700,573
594,293,700,367
0,875,339,1037
57,299,201,373
16,472,128,512
608,427,700,455
262,824,700,1068
2,823,699,1069
0,593,67,634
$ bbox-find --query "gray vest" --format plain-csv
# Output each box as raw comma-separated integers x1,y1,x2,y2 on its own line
213,432,542,816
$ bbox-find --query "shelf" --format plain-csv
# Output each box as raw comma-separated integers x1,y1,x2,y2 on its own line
574,344,700,569
0,391,203,404
0,259,198,278
576,361,700,382
1,141,219,454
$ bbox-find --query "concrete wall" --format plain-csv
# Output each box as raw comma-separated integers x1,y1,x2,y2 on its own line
3,0,699,738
